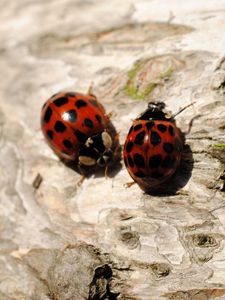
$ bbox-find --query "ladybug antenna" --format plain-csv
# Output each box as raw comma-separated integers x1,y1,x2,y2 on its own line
173,102,195,118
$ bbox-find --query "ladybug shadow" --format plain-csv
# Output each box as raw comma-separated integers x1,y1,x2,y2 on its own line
146,142,194,196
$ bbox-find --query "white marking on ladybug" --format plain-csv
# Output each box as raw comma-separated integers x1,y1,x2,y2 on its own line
102,131,112,149
162,108,172,119
103,155,110,162
85,137,94,147
79,156,96,166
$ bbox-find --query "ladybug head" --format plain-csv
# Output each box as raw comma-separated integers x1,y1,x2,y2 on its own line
78,130,114,168
138,101,173,121
148,101,165,111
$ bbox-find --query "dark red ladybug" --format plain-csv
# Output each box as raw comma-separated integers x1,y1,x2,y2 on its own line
41,91,120,174
123,102,183,192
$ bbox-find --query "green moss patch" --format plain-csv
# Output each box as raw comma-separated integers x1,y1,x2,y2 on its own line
213,143,225,150
124,60,173,100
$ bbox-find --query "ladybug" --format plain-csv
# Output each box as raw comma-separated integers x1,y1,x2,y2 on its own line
123,102,184,192
41,91,120,174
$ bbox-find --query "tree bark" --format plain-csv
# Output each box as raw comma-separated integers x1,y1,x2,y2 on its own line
0,0,225,299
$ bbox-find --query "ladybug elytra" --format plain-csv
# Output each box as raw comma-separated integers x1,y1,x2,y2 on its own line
123,102,183,192
41,91,120,174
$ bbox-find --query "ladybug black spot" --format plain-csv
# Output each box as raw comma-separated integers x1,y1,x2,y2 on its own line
53,97,69,107
75,130,86,143
161,155,171,168
149,154,162,168
63,139,73,148
47,130,54,140
150,131,161,146
96,114,102,124
163,142,174,154
75,99,87,108
63,109,77,123
44,107,53,123
134,171,146,178
133,124,143,131
133,153,145,168
54,121,66,133
84,118,94,128
169,125,175,136
134,131,146,145
126,141,134,153
146,121,155,130
157,124,167,132
127,155,134,168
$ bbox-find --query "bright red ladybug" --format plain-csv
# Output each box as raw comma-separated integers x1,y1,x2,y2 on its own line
123,102,184,192
41,91,120,174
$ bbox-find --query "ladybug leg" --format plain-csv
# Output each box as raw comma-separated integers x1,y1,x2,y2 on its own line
78,175,86,186
124,181,136,188
77,164,86,186
104,165,109,179
87,82,96,98
88,83,115,118
107,111,113,118
106,111,117,119
60,157,71,164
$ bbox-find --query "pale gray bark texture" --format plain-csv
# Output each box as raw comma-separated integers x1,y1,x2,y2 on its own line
0,0,225,299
